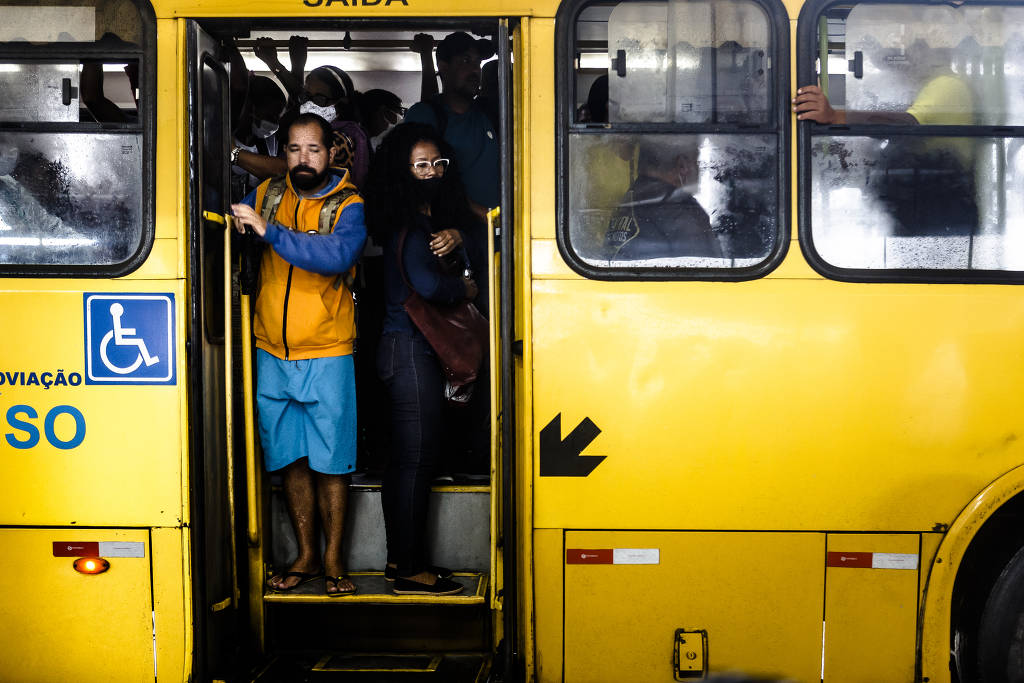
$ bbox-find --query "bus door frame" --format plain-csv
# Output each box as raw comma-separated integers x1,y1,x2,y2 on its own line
186,20,244,680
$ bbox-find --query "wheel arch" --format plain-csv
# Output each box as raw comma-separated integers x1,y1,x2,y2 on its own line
921,465,1024,682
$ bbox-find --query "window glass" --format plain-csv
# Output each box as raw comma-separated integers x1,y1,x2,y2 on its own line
0,0,142,46
815,4,1024,127
570,133,778,267
565,0,782,276
807,3,1024,276
0,132,143,265
0,61,139,123
0,0,148,272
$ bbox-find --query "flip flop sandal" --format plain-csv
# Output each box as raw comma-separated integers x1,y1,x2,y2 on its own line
266,570,322,593
325,575,357,597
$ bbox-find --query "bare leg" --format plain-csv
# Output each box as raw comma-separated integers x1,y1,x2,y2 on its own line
268,459,321,590
317,472,355,594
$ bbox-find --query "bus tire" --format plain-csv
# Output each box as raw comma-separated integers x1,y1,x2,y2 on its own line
978,544,1024,682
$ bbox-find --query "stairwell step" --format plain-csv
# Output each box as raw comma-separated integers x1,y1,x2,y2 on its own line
263,571,488,605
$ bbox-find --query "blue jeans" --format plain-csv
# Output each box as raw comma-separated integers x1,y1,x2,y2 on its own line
376,332,443,575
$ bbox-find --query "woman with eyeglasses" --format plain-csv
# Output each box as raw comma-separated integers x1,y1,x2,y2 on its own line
364,123,477,595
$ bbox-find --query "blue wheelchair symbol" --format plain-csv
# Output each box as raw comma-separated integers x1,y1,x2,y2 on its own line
84,294,175,385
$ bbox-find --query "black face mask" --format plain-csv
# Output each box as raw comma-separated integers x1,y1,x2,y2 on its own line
412,176,444,204
289,164,329,192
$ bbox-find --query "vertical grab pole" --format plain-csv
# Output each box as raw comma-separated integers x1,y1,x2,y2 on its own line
223,216,239,608
240,290,265,649
487,207,503,621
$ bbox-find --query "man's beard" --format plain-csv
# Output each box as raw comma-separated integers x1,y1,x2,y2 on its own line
290,164,329,191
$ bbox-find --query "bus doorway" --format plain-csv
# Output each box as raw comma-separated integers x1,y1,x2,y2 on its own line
186,19,516,681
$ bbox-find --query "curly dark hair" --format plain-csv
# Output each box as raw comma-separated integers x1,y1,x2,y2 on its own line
364,122,476,240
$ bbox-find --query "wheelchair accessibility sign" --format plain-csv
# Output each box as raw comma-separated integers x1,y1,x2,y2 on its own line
84,294,175,385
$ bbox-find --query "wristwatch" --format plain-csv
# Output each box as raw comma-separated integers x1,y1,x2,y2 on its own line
230,146,241,165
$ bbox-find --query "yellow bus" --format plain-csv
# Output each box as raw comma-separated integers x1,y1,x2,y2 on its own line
3,0,1024,680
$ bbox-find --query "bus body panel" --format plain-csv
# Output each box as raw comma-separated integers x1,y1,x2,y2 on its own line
0,283,187,527
562,530,825,682
530,278,1024,532
149,0,559,18
823,533,919,682
0,528,155,682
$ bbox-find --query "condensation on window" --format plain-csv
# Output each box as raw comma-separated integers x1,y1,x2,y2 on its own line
0,61,140,124
817,4,1024,126
0,0,142,45
0,132,143,266
810,135,1024,271
569,133,777,268
575,0,771,125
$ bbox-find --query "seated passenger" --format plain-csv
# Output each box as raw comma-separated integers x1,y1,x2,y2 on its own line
605,140,722,261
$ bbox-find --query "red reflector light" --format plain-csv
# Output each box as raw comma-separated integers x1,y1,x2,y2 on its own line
73,557,110,574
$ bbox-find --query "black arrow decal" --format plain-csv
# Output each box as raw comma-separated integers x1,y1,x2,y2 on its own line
539,413,606,477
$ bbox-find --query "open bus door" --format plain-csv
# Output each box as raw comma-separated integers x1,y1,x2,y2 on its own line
186,21,246,680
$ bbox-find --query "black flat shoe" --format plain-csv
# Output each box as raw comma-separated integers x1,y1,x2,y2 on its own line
392,575,464,595
384,565,453,582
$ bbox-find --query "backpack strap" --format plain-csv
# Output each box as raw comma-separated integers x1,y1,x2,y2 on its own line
317,186,357,235
259,176,288,223
318,186,359,291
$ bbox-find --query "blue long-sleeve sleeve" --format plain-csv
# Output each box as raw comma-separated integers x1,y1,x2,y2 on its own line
238,184,367,275
402,228,467,305
263,202,366,275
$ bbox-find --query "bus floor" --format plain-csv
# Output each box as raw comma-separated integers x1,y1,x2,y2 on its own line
265,471,491,598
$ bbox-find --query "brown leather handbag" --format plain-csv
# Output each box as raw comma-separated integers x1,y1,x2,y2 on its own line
397,227,489,396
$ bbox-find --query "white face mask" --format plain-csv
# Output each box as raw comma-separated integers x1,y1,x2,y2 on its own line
299,101,337,123
252,118,279,139
370,120,397,151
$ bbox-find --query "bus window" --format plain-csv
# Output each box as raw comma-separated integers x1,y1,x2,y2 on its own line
0,0,152,275
559,0,789,278
802,2,1024,278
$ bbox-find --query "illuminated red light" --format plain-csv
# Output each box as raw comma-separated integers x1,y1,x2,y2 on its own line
73,557,110,574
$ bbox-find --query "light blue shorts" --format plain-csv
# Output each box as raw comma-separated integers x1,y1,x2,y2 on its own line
256,350,357,475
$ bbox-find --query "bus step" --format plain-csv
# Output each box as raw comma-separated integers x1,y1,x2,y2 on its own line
263,571,488,605
252,652,491,682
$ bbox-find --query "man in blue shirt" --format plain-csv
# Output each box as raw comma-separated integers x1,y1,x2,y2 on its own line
404,31,499,221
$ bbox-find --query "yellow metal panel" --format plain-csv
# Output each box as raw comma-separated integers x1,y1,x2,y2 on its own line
563,530,824,682
823,534,919,682
0,284,185,526
121,237,178,279
156,18,181,244
152,526,191,682
0,528,154,682
528,19,556,242
920,532,943,604
151,0,560,19
532,238,578,279
533,529,563,683
765,240,820,280
531,279,1024,532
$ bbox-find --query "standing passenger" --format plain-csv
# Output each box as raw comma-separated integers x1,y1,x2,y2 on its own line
230,113,366,597
404,31,499,221
365,122,477,595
